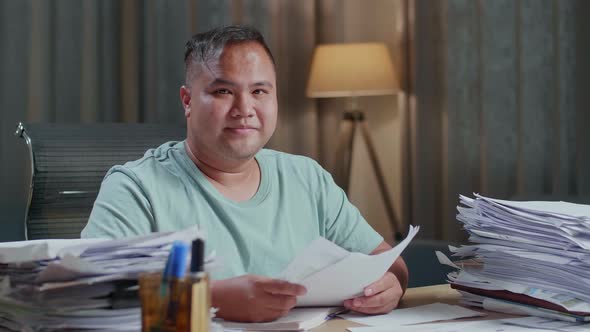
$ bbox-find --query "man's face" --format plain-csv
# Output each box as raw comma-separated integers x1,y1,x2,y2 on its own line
181,42,278,163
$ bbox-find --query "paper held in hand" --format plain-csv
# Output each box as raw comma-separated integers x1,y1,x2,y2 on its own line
279,225,420,307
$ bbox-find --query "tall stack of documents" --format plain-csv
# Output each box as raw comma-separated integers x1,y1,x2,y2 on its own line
438,194,590,323
0,227,202,331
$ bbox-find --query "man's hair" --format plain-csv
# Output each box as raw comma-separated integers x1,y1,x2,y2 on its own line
184,25,275,85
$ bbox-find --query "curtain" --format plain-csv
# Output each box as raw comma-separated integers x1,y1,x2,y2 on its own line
3,0,589,244
0,0,317,241
409,0,590,242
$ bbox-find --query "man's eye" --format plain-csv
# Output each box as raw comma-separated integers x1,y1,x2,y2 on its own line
253,89,267,95
215,89,231,95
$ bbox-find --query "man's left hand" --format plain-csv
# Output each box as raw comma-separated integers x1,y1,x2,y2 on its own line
343,271,403,314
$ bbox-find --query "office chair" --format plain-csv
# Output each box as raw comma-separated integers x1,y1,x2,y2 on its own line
14,122,185,240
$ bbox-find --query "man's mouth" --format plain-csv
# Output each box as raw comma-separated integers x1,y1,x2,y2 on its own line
225,126,258,134
227,126,257,130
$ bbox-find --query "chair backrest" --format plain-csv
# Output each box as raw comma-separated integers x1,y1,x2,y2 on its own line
15,122,186,240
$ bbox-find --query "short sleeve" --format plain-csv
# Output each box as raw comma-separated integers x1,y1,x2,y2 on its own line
318,167,384,254
81,168,154,239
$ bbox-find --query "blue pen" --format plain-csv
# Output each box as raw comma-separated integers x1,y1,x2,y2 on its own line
160,244,177,298
325,308,349,321
167,241,189,279
159,241,189,331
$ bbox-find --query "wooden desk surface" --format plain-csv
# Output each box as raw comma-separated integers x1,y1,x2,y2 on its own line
313,284,514,332
397,284,461,308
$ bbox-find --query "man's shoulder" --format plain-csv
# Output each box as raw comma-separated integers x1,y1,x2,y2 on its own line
105,141,185,180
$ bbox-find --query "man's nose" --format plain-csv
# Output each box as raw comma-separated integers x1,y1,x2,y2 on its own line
230,94,255,118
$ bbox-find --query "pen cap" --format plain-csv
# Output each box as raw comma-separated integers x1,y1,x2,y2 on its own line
190,238,205,273
169,241,189,278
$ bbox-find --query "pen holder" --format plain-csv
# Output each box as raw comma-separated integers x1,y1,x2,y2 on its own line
139,272,210,332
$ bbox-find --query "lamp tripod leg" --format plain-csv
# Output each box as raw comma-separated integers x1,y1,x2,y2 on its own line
359,120,404,241
334,115,356,193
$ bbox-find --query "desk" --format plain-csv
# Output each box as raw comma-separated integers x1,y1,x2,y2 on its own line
313,284,515,332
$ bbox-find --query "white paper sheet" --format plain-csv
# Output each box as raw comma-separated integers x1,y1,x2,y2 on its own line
0,239,106,264
218,307,343,331
278,237,349,283
286,225,419,307
347,319,553,332
479,195,590,221
501,317,588,331
340,303,485,327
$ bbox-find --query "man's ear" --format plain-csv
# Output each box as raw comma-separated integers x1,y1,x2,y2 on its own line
180,86,191,117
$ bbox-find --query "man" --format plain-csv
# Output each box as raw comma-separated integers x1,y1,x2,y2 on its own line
82,25,408,322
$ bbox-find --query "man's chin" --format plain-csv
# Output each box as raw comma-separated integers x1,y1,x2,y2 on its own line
220,137,270,160
222,146,263,161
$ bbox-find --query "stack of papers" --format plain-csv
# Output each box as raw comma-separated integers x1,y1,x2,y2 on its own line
0,227,203,331
437,194,590,323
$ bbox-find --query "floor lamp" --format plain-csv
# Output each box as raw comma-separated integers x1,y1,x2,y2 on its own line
306,43,404,241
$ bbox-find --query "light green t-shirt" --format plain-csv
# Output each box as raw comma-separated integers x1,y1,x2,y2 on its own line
81,141,383,280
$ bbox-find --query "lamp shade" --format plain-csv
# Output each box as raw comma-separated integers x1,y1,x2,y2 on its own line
306,42,399,98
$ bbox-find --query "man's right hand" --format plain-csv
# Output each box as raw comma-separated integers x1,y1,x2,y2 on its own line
211,274,307,322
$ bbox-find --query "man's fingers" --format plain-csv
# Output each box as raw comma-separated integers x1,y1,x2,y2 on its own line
261,279,307,296
363,272,398,296
344,289,400,315
255,308,291,323
346,301,396,315
351,288,400,308
249,307,291,323
265,307,292,317
261,293,298,311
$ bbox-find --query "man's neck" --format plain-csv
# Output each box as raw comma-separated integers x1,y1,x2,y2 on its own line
184,141,261,202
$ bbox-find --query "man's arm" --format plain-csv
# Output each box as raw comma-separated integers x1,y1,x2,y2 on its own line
371,241,408,291
343,240,408,314
81,170,153,239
